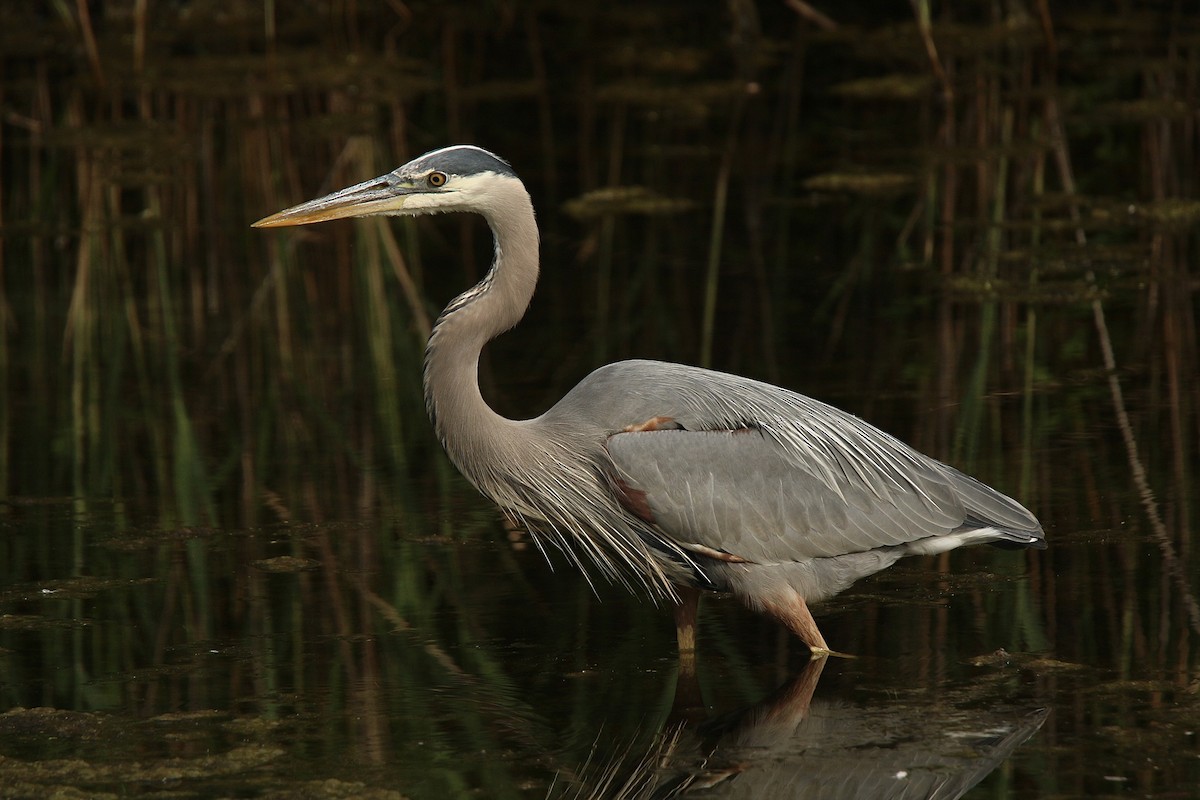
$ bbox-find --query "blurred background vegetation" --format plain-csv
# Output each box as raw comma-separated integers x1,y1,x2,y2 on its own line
3,0,1193,528
0,1,1197,796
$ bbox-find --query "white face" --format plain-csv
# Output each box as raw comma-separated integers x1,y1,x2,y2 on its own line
390,170,512,217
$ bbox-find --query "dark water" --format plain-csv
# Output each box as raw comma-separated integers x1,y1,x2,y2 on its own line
2,461,1196,797
2,1,1198,798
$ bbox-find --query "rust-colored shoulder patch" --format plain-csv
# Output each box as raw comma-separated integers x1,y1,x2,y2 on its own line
622,415,684,433
611,476,655,524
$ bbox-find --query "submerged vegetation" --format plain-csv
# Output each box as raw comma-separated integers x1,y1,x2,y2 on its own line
0,1,1197,797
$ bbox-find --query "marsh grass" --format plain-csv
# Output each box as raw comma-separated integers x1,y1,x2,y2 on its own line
0,2,1197,795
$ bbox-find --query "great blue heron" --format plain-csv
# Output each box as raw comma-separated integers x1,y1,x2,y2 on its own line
254,145,1045,657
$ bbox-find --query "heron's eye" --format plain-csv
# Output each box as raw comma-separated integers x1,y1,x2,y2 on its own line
427,171,448,187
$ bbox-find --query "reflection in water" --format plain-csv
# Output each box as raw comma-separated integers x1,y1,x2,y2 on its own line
0,504,1193,797
560,659,1047,799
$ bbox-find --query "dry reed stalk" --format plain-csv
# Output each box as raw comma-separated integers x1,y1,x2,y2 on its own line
1042,81,1200,637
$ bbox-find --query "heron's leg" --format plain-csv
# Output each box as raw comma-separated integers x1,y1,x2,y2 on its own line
670,587,704,725
674,586,701,681
674,586,701,654
759,590,831,660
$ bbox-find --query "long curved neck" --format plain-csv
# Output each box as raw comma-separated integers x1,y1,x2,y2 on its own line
423,182,540,471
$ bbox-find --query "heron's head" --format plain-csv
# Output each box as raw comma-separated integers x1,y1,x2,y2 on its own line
253,145,520,228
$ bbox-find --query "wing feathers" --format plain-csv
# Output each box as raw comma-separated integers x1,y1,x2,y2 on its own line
607,426,1041,564
539,359,1043,577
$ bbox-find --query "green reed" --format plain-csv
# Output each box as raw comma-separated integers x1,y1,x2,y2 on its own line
0,4,1198,795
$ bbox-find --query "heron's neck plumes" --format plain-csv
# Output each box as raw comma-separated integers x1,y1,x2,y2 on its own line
422,179,540,474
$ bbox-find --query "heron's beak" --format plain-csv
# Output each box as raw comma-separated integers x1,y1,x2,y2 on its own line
253,172,415,228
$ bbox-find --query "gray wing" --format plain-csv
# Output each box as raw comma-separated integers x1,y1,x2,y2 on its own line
587,362,1043,564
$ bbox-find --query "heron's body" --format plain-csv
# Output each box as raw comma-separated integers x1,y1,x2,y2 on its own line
256,145,1045,656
